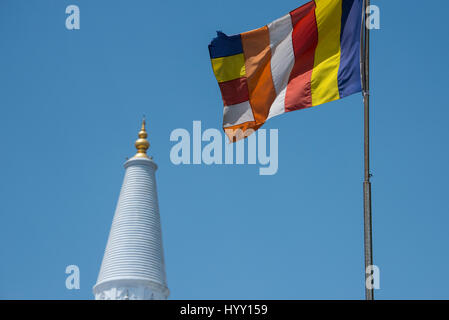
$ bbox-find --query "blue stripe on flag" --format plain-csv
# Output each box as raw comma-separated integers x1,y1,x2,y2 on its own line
338,0,363,98
208,31,243,59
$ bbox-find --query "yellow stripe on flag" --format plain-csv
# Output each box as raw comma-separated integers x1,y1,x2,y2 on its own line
211,53,246,83
311,0,342,106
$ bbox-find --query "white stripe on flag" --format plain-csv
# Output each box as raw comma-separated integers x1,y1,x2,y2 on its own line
268,13,293,48
267,87,287,120
268,13,295,119
223,101,255,128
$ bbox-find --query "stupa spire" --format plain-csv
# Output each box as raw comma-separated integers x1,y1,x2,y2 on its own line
94,119,169,300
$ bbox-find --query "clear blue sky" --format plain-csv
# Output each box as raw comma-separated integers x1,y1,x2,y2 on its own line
1,0,448,300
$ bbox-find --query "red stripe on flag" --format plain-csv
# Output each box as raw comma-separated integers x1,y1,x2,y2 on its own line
285,1,318,112
219,77,250,106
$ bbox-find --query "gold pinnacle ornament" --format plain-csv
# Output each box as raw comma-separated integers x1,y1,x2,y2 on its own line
133,118,150,158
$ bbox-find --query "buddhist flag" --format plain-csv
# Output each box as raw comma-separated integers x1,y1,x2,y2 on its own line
208,0,363,141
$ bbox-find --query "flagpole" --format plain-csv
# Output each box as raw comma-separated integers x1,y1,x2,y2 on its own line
362,0,374,300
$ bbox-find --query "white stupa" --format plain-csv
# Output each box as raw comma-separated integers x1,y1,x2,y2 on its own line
93,119,169,300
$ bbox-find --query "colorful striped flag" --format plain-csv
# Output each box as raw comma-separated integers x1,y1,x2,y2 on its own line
208,0,363,141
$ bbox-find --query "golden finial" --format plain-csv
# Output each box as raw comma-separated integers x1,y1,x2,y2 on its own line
133,117,150,158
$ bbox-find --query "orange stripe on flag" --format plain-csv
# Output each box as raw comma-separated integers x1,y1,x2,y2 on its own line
224,121,263,143
241,26,276,126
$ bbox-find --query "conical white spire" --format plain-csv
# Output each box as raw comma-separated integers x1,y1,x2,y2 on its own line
93,120,169,300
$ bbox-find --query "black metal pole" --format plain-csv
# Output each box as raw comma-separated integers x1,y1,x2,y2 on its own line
363,0,374,301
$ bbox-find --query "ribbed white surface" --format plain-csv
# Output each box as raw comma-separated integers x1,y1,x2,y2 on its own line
94,157,168,298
